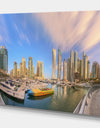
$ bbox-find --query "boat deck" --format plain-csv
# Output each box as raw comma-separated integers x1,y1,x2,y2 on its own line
0,83,25,100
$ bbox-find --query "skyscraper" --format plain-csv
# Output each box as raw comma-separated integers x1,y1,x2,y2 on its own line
92,61,99,79
28,57,33,78
32,65,35,78
25,68,28,78
63,59,67,81
22,57,26,77
74,51,78,73
70,50,74,81
67,58,70,81
83,52,88,79
80,59,83,79
36,61,43,78
57,49,61,80
52,49,56,79
19,63,22,77
10,69,13,77
77,58,80,73
37,61,40,77
87,61,90,79
13,61,17,77
0,46,8,72
17,69,20,77
40,62,43,77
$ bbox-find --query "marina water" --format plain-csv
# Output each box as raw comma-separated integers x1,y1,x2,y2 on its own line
0,84,88,112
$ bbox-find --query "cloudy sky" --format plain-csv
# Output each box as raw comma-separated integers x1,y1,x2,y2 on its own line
0,11,100,78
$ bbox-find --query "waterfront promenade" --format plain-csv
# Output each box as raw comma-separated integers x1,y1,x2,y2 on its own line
84,87,100,116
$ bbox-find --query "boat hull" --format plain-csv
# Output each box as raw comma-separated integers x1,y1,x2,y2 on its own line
28,88,54,97
0,84,25,100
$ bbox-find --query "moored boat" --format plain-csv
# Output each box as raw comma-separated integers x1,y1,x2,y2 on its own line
27,88,54,97
0,81,25,100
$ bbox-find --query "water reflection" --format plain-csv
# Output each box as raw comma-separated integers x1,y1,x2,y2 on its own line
0,85,88,112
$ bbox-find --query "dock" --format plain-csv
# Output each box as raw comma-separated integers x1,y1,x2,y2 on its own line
0,94,5,106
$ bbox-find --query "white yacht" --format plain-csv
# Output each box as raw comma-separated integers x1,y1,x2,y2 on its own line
0,81,25,100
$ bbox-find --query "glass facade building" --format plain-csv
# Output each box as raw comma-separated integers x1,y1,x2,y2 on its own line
57,49,62,80
0,46,8,72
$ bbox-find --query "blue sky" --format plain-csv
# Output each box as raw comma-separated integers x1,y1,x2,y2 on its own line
0,12,100,78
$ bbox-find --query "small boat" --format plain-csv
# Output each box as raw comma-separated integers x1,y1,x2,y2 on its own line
27,88,54,97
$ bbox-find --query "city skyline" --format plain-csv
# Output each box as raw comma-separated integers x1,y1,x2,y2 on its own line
7,46,100,81
0,12,100,78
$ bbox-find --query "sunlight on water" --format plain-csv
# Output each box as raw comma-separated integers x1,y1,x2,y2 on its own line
0,84,88,113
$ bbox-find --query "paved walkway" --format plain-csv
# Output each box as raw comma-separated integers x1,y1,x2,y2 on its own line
84,88,100,116
0,94,5,106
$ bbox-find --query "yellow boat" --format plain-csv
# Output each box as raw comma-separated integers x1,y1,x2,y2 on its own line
27,88,54,97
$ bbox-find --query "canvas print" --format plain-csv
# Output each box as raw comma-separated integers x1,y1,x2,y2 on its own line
0,11,100,116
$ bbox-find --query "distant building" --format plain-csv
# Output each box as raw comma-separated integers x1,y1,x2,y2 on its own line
36,61,44,79
19,63,22,77
83,52,88,80
37,61,40,77
87,61,90,79
80,59,83,79
74,51,78,73
52,49,56,79
28,57,33,78
25,68,28,78
13,61,17,77
63,59,67,81
40,62,43,77
32,65,35,78
57,49,61,80
77,58,80,73
17,69,20,77
10,69,13,77
0,46,8,72
70,50,74,81
92,61,99,79
22,57,26,77
67,58,70,81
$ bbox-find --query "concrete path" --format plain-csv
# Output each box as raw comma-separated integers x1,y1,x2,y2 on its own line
84,88,100,116
0,94,5,106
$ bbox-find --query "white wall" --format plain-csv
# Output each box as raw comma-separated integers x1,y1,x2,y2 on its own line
0,0,100,127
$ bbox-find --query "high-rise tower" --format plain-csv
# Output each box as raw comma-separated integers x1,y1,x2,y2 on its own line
13,61,17,77
57,49,61,80
74,51,78,73
52,49,56,79
92,61,99,79
28,57,33,78
87,61,90,79
63,59,67,81
70,50,74,81
22,57,26,77
0,46,8,72
83,52,88,79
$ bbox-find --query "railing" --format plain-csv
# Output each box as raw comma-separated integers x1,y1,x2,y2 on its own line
73,88,91,114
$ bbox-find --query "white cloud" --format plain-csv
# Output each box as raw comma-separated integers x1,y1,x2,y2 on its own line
0,15,10,44
36,11,100,53
14,24,30,45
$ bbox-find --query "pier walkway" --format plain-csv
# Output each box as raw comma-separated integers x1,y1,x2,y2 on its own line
0,94,5,106
84,88,100,116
